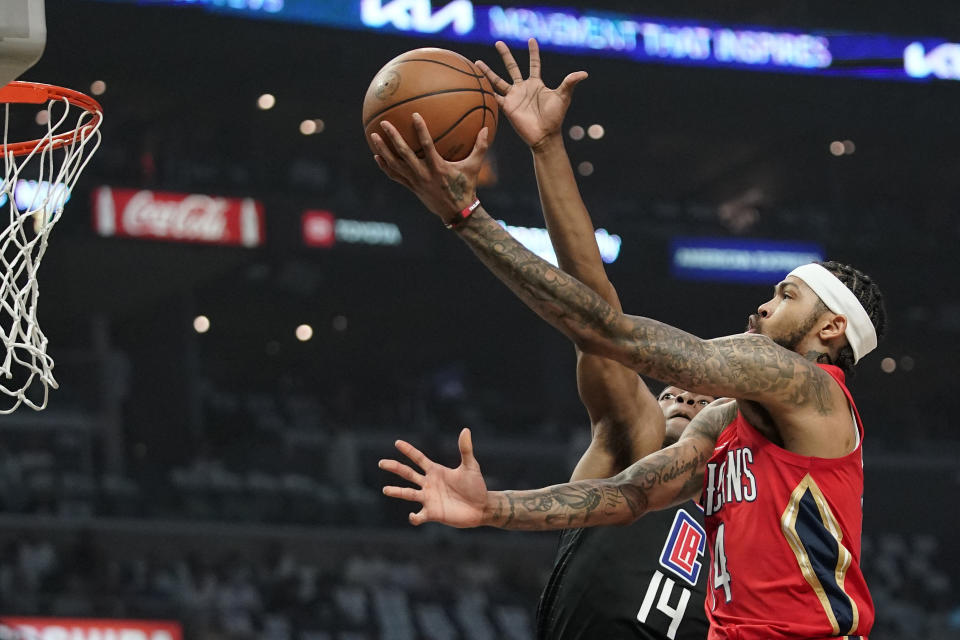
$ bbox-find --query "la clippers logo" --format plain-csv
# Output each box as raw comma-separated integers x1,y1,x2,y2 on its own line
658,509,706,586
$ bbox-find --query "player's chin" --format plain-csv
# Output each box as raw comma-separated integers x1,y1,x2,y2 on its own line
665,416,691,437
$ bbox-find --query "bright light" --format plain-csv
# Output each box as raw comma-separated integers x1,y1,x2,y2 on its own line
332,315,348,332
11,179,72,212
587,124,605,139
569,125,585,140
577,161,594,176
90,80,107,96
193,315,210,334
257,93,276,110
300,120,317,135
498,221,621,265
842,139,856,154
35,110,49,126
880,357,896,373
295,324,314,341
829,141,845,156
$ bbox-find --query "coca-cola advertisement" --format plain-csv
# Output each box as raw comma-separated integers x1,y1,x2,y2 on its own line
0,617,182,640
93,186,264,247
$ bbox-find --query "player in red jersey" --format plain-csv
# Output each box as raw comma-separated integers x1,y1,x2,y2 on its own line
703,357,870,639
371,38,886,639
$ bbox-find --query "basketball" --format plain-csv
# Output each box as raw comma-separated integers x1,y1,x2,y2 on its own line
362,48,498,162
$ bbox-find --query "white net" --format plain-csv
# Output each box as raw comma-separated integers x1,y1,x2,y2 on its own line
0,86,102,413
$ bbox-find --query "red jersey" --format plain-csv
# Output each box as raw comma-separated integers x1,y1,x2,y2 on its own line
701,364,873,640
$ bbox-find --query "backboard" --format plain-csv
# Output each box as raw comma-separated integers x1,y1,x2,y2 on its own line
0,0,45,88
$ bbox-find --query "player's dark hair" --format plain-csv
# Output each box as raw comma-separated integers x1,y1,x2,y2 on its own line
816,261,887,374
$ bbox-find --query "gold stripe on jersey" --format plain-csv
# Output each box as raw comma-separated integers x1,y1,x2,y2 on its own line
780,473,859,636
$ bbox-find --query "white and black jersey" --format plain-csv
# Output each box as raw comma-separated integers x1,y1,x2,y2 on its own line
536,502,709,640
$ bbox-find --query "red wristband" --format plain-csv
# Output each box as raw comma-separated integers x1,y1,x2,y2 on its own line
444,198,480,229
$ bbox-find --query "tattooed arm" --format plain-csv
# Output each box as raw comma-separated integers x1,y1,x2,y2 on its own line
454,209,838,411
371,98,849,457
486,399,735,529
379,400,737,529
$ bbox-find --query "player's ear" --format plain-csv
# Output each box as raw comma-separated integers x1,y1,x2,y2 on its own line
819,313,847,342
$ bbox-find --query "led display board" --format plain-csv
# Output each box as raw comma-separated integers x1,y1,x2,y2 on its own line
95,0,960,82
670,237,823,284
302,209,403,247
500,220,621,266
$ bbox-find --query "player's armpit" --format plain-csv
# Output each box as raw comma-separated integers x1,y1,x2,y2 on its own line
570,355,664,480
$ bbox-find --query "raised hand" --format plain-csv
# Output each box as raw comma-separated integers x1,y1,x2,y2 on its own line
475,39,588,149
371,112,489,225
379,428,490,528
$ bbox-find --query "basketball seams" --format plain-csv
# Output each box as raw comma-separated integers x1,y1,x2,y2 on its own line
391,58,483,78
363,88,497,128
363,48,499,162
471,63,487,131
415,105,497,157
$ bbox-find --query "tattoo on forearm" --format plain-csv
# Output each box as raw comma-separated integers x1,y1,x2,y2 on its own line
487,382,739,532
458,211,833,413
491,440,716,531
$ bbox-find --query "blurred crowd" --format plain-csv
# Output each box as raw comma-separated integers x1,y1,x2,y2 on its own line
0,533,539,640
0,373,957,639
0,529,957,639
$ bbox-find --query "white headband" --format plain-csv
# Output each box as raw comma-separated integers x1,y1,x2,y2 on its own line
787,263,877,364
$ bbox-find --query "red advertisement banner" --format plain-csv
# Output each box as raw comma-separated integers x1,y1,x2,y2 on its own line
1,617,182,640
93,186,264,247
302,209,336,248
302,210,403,248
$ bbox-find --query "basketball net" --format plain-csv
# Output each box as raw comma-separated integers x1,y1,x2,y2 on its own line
0,82,102,413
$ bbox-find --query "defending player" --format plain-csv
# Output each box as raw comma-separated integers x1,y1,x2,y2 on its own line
539,386,714,640
475,40,713,639
371,38,886,639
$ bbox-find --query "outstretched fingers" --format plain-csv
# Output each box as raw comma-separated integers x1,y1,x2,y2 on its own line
557,70,588,98
394,438,433,470
457,427,478,470
527,38,541,79
378,458,426,486
382,484,423,503
495,40,523,82
475,59,511,95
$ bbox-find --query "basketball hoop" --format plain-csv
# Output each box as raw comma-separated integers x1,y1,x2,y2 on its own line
0,80,103,413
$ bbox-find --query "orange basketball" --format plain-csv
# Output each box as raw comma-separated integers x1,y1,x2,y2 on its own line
362,48,498,162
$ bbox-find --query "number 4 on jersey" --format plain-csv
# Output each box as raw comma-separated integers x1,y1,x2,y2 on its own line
712,522,732,606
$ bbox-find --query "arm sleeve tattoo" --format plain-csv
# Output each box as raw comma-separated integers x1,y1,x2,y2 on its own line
457,208,834,413
485,400,739,530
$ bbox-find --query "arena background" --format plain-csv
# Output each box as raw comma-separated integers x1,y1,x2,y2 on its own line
0,0,957,638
